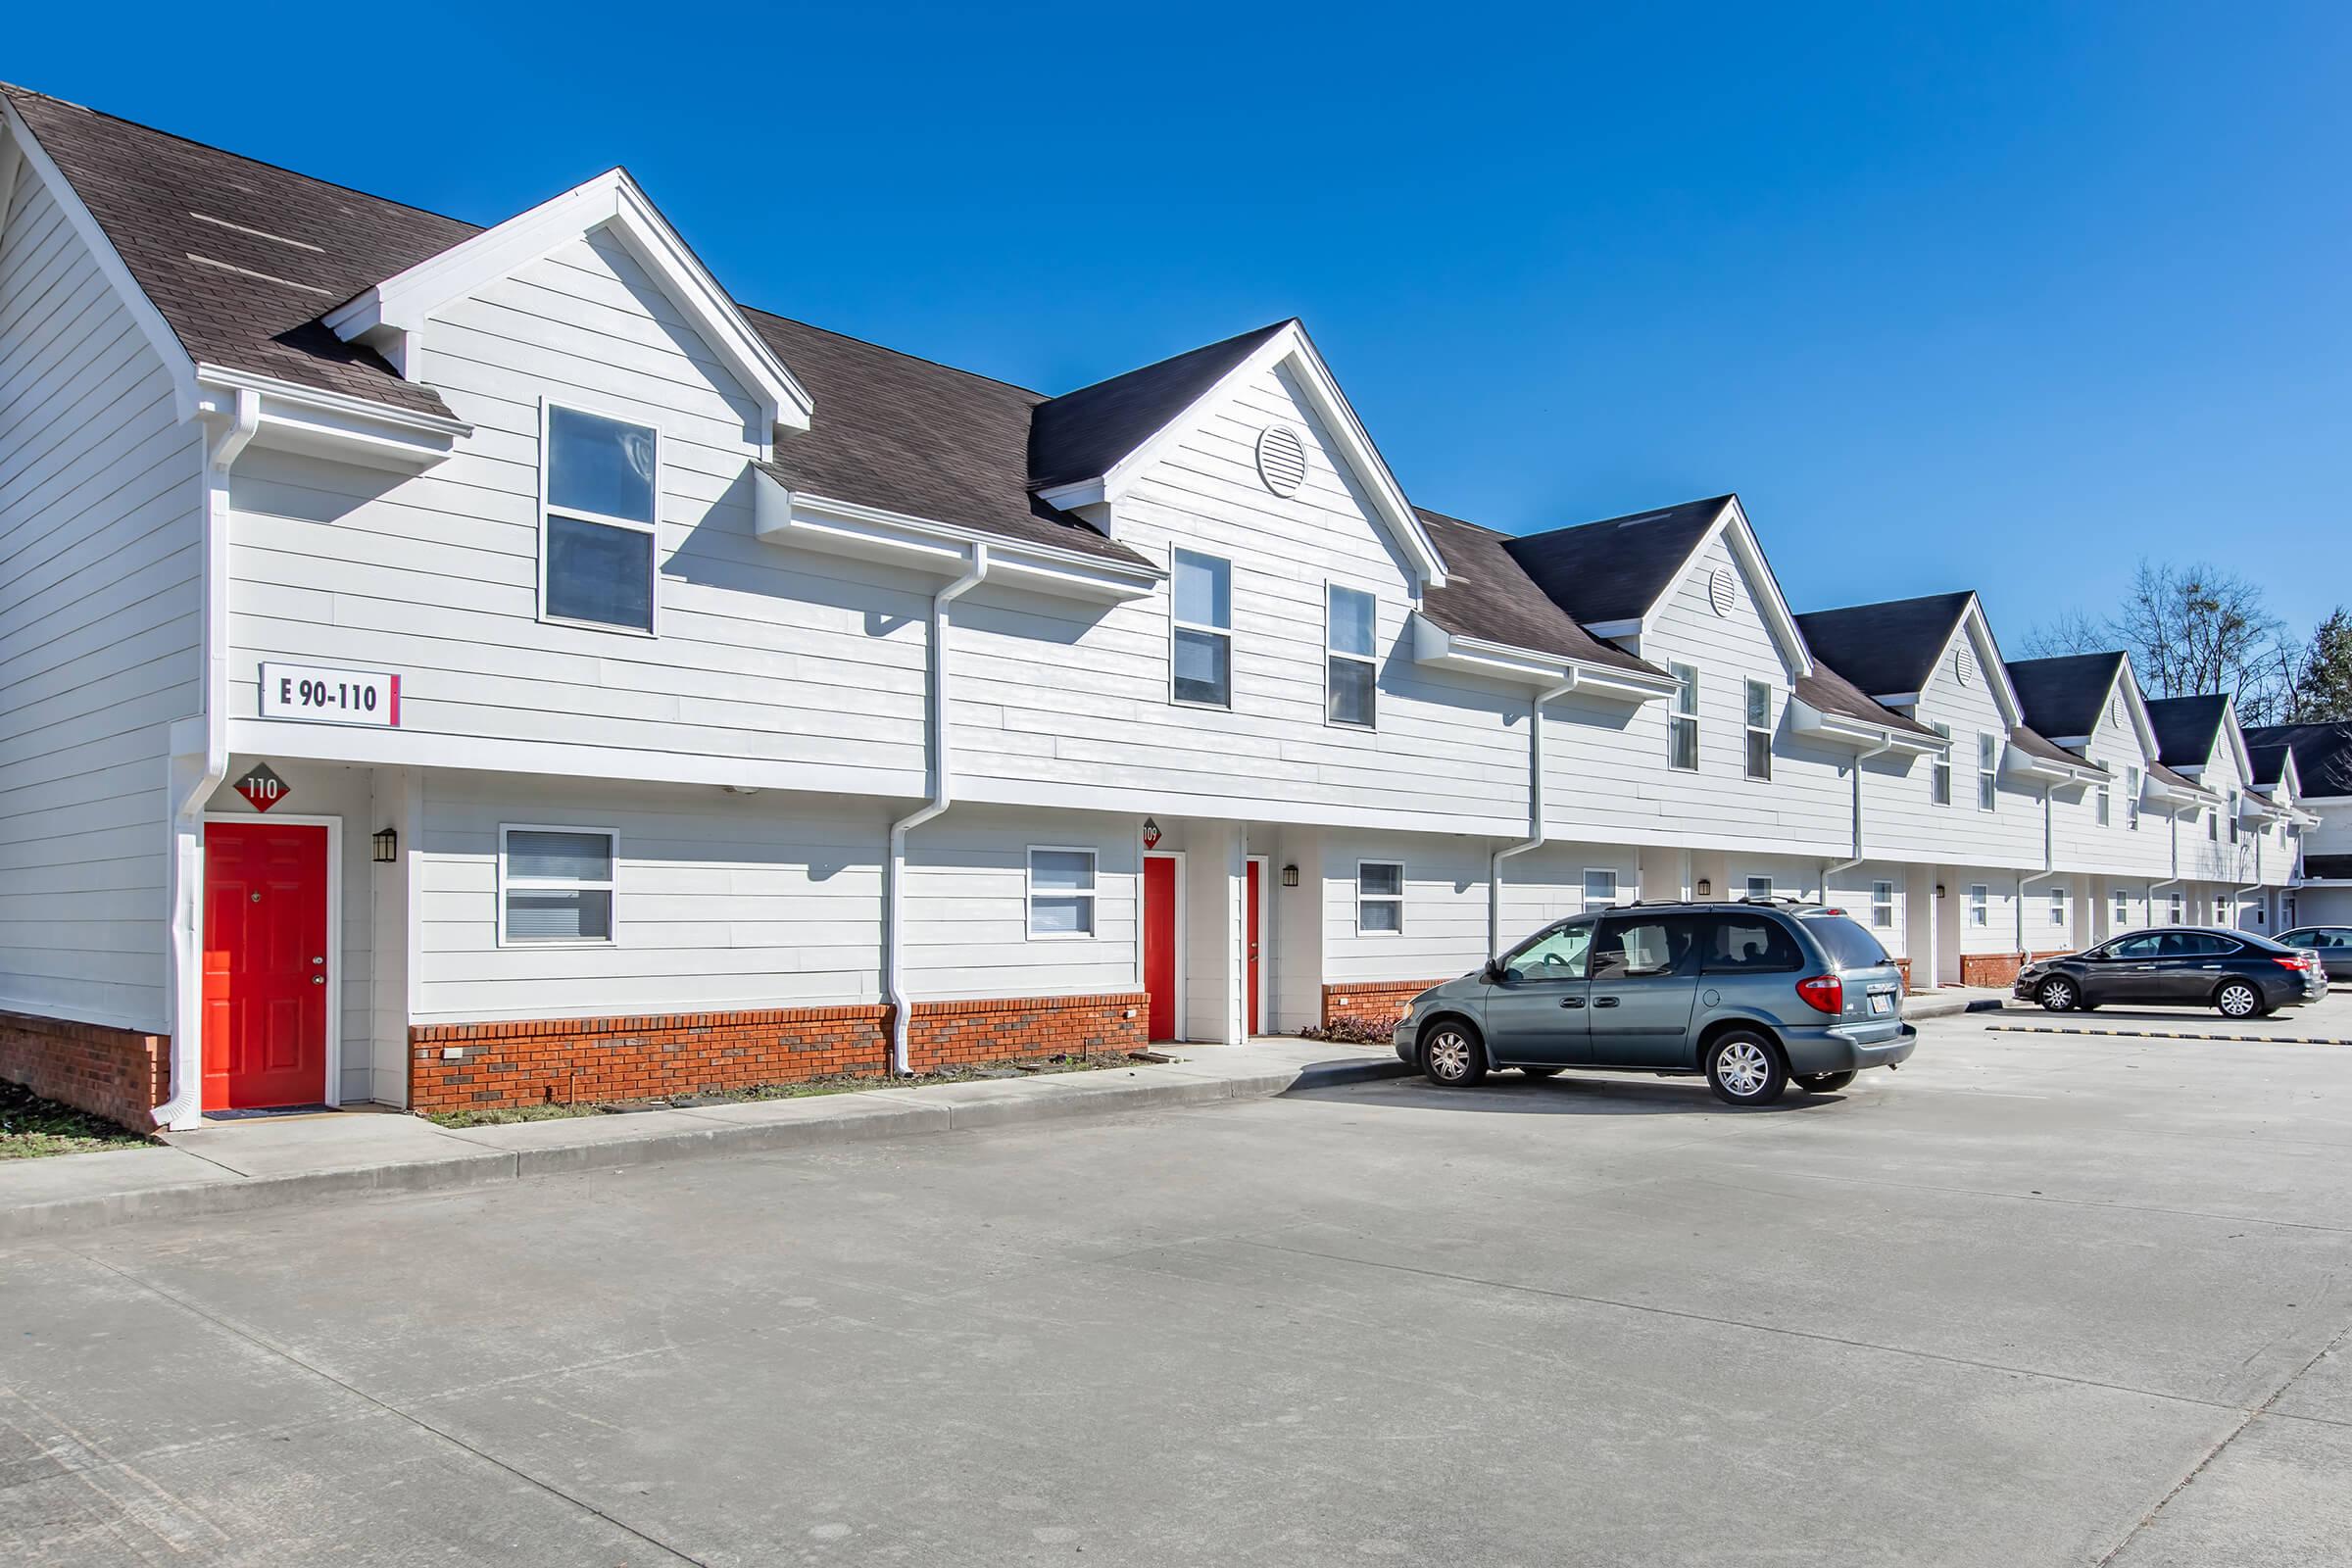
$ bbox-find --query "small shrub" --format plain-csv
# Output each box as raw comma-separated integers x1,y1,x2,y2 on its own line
1296,1016,1398,1046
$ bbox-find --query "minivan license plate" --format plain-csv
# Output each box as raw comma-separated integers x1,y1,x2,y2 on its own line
1868,992,1892,1015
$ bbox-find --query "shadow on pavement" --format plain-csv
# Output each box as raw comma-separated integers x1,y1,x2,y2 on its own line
1287,1069,1847,1115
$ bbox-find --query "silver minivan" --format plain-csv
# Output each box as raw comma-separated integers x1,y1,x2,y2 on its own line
1392,900,1917,1104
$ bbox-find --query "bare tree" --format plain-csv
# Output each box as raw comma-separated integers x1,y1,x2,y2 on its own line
2025,561,2294,721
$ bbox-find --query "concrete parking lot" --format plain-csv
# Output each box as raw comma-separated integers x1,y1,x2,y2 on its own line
5,1004,2350,1566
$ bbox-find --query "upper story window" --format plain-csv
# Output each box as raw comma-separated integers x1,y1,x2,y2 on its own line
1667,663,1699,770
2207,805,2219,841
2095,781,2111,826
542,404,658,634
1743,681,1773,780
1931,723,1953,806
2127,765,2141,829
1027,848,1097,938
499,826,617,946
2228,791,2239,843
1356,861,1403,934
1170,550,1233,709
1326,584,1378,728
1977,733,1999,811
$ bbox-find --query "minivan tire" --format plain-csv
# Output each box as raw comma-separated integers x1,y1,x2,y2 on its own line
1420,1019,1488,1087
1704,1031,1788,1106
2035,976,2079,1012
2214,981,2266,1020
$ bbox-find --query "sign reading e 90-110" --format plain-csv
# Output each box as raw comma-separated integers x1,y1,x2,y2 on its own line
259,662,402,728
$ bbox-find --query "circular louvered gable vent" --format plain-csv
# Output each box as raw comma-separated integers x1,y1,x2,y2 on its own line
1255,424,1308,498
1707,567,1736,617
1955,645,1977,686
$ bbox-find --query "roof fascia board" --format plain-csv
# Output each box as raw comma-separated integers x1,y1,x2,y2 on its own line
1634,498,1814,677
1408,614,1679,700
752,468,1160,603
193,364,469,472
2114,657,2162,759
1936,597,2023,727
1789,698,1942,755
3,102,201,423
1093,322,1448,590
325,169,810,438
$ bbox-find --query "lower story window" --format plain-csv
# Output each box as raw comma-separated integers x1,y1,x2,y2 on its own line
1968,884,1988,927
1870,880,1895,929
1028,848,1097,937
2113,891,2130,927
2168,892,2184,924
500,826,616,944
1744,875,1774,901
1357,861,1404,933
1583,868,1619,909
2048,888,2067,925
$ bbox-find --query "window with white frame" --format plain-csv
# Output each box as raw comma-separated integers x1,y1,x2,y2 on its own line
1667,663,1699,769
542,404,659,633
2049,887,2067,926
1870,880,1895,929
1326,584,1377,727
1931,722,1953,805
1170,549,1233,708
2127,765,2141,829
2207,805,2219,841
1357,861,1403,933
2096,781,2111,826
1977,732,1999,811
1968,883,1989,927
1744,875,1774,901
2168,891,2184,924
1744,680,1773,780
2228,791,2239,843
499,826,616,945
1583,868,1619,909
1027,848,1097,937
2113,890,2130,927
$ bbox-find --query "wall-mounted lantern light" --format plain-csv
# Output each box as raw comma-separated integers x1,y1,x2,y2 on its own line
1694,877,1711,898
372,827,399,863
1281,863,1299,888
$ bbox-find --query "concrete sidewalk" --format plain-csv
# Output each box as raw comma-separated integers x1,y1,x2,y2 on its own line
0,1041,1406,1242
1905,987,2008,1019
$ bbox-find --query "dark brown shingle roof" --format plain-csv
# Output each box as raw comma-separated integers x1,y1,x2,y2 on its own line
1498,497,1732,627
2144,694,2231,771
1027,321,1293,491
2006,653,2127,741
2243,723,2352,797
1413,510,1661,676
1792,593,1977,700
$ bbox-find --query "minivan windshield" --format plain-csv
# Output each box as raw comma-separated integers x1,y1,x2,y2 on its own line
1802,913,1891,970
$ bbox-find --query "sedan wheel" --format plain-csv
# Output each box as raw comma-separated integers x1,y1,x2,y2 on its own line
1705,1032,1787,1106
2215,981,2263,1019
2036,976,2078,1013
1420,1022,1488,1087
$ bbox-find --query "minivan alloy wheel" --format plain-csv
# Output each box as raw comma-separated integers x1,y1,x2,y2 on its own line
1420,1023,1487,1087
1716,1041,1773,1097
1704,1029,1788,1105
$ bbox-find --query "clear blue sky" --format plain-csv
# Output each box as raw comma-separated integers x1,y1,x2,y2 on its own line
15,4,2348,641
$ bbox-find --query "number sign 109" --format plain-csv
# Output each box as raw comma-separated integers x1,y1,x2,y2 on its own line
259,662,402,728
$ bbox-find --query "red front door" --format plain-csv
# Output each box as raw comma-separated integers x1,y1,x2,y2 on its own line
203,822,329,1110
1144,856,1178,1041
1245,859,1261,1035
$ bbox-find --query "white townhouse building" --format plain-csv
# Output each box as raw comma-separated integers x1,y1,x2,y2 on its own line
0,85,2307,1130
2244,723,2352,927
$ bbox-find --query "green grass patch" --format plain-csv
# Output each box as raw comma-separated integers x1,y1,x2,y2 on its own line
425,1052,1129,1129
0,1080,154,1160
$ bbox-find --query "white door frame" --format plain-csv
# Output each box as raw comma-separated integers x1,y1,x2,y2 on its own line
1144,850,1187,1042
1246,853,1271,1036
201,812,344,1109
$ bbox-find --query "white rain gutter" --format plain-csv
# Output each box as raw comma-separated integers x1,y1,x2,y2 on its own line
1490,674,1578,956
883,542,989,1074
154,388,259,1130
2014,783,2058,956
1822,734,1897,887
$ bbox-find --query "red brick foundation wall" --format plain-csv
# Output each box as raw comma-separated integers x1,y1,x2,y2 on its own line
0,1010,168,1132
1958,951,2073,988
1891,957,1913,989
410,993,1149,1113
1321,979,1449,1031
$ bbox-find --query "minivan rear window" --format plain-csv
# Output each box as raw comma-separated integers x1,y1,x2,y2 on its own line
1802,913,1891,970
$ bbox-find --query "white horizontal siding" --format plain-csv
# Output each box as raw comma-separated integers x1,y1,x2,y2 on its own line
0,166,200,1030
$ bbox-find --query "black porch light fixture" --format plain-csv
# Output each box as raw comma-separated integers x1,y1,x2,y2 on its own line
1281,863,1299,888
372,827,399,863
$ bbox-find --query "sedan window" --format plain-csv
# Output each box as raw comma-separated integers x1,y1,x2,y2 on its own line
1504,923,1592,983
2106,934,2164,959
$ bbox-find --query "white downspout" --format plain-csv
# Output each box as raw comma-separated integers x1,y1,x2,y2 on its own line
2015,783,2057,957
883,542,988,1075
153,389,258,1131
2150,802,2189,920
1490,673,1577,957
1821,734,1896,891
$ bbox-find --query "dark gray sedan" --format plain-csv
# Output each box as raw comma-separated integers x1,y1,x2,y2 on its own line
2016,927,2325,1018
2277,926,2352,983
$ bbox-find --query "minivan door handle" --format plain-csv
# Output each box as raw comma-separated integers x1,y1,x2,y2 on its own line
1592,996,1621,1008
1558,997,1585,1009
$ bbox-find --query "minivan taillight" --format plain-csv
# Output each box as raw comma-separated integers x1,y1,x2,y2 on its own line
1795,974,1843,1014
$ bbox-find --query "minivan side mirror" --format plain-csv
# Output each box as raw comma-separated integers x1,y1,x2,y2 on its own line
1479,958,1505,985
